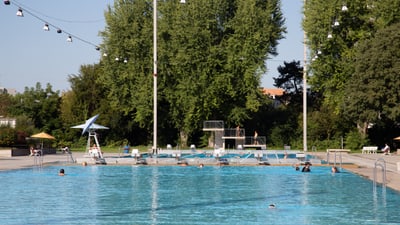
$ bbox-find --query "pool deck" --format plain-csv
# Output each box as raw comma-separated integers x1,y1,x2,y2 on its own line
312,151,400,192
1,151,400,192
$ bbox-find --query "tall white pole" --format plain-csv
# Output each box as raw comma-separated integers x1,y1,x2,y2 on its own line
303,0,307,152
153,0,158,153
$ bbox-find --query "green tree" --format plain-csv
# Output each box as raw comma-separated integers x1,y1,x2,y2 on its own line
0,93,12,116
268,60,304,147
9,83,60,132
274,60,303,95
303,1,400,145
99,0,285,147
273,60,304,107
63,64,113,146
303,0,377,110
66,64,106,123
343,22,400,137
0,127,16,146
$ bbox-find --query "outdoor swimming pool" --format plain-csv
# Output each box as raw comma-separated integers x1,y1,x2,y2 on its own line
0,165,399,224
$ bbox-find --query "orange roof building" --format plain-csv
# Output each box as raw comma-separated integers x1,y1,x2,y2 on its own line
261,88,284,99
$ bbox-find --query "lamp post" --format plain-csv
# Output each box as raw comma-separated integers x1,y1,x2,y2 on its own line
152,0,185,154
303,0,307,152
153,0,158,154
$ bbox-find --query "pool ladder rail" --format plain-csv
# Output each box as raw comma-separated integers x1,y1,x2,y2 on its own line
33,151,43,167
373,158,387,189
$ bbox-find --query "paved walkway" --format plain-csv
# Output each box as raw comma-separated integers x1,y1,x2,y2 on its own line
2,151,400,191
0,153,80,171
311,152,400,191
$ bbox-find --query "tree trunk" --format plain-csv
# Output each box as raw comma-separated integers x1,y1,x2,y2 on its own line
179,130,188,148
357,121,368,138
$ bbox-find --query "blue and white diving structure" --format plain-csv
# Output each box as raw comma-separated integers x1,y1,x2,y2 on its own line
71,114,108,164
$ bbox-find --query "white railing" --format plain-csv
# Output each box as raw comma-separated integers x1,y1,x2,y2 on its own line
203,120,224,130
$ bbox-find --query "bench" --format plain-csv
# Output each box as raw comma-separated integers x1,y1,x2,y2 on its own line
362,146,378,154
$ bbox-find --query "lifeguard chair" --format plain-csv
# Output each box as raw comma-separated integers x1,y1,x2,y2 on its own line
71,115,109,164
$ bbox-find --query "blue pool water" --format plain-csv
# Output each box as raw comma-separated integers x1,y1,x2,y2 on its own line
0,165,399,224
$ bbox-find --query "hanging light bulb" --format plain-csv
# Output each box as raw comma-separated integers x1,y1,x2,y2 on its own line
327,33,333,39
66,35,72,42
103,52,108,57
4,0,10,5
124,58,128,63
342,5,348,12
180,0,186,3
57,29,62,34
333,20,339,27
16,8,23,17
115,57,120,61
43,24,50,31
95,46,100,51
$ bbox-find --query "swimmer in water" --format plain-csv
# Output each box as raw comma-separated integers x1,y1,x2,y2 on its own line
301,162,311,172
331,166,340,173
58,169,65,176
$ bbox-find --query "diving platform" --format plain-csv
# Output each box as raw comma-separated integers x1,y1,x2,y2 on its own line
202,120,267,150
221,128,245,139
242,144,267,150
203,120,224,131
243,136,267,150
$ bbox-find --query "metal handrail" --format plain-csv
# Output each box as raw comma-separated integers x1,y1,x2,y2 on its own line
373,158,387,189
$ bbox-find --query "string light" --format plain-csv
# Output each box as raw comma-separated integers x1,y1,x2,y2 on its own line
43,23,50,31
333,19,339,27
16,8,23,16
4,0,101,51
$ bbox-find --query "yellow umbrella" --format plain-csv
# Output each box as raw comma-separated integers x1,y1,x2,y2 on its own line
394,136,400,141
31,132,55,140
31,132,56,154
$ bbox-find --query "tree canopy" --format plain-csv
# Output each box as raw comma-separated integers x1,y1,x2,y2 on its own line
304,0,400,106
343,22,400,135
98,0,285,146
303,1,400,145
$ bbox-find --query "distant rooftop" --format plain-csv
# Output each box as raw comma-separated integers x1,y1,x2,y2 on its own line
0,87,17,96
261,88,284,99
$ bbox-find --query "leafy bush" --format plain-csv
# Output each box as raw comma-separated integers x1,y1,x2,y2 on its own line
345,130,368,151
0,127,17,146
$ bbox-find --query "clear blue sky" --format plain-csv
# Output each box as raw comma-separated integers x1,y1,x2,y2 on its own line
0,0,303,93
265,0,304,88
